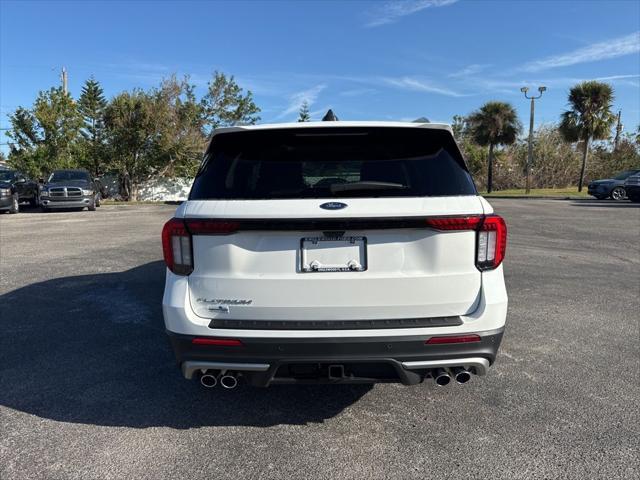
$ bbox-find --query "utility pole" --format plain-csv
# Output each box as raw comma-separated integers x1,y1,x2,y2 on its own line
61,67,68,94
520,86,546,194
614,110,623,151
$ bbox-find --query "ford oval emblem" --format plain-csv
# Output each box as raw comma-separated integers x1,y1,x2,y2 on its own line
320,202,348,210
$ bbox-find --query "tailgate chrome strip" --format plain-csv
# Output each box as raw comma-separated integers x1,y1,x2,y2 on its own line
182,361,270,379
402,357,490,375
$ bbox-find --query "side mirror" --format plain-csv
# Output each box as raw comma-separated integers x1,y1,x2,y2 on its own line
16,177,26,184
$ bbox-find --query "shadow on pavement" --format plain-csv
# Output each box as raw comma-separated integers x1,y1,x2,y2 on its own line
0,261,371,428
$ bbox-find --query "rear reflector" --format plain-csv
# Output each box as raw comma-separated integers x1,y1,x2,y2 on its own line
192,338,244,347
425,335,481,345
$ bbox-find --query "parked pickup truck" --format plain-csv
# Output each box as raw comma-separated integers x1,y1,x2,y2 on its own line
0,170,39,214
162,121,508,389
40,169,101,212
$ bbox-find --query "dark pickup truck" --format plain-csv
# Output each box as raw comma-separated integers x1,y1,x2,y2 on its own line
0,170,39,214
40,169,101,212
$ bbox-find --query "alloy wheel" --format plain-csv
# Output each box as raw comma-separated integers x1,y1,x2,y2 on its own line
611,187,626,201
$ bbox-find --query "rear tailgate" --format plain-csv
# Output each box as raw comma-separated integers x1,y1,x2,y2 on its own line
186,196,484,323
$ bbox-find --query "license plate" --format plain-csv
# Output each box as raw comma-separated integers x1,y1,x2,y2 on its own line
300,236,367,272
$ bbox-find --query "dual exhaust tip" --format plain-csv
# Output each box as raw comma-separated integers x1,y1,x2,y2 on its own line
200,371,239,389
433,367,472,386
201,367,472,388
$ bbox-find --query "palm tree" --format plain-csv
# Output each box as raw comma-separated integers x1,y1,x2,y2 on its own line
559,81,615,192
467,102,521,193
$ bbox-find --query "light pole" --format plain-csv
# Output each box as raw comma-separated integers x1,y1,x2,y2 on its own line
521,86,546,194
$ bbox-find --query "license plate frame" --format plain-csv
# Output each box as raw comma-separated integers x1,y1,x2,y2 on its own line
300,236,367,273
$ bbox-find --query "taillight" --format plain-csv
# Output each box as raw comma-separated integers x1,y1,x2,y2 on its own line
162,218,193,275
424,216,483,230
476,215,507,271
425,214,507,271
161,218,240,276
185,219,240,235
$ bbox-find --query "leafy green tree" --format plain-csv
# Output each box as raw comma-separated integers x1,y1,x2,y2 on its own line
78,77,108,176
589,135,640,181
6,107,38,149
297,101,311,122
6,107,39,175
33,87,83,169
104,90,159,200
559,81,615,191
6,88,82,177
200,71,260,130
466,101,522,193
153,75,207,177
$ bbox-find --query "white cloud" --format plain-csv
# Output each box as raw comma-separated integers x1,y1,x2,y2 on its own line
382,76,465,97
365,0,459,27
339,87,378,97
467,73,640,95
276,84,327,119
449,64,491,78
521,31,640,72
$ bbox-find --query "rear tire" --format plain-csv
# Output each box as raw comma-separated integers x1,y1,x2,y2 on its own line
611,187,626,201
88,201,96,211
9,194,19,214
95,193,101,207
29,196,38,207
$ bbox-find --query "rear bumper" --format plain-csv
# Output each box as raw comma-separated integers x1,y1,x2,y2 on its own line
167,328,504,386
163,264,508,385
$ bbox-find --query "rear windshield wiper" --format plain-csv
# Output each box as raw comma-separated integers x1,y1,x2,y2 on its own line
330,181,408,193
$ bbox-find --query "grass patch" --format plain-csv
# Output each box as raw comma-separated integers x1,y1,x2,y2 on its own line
482,187,590,198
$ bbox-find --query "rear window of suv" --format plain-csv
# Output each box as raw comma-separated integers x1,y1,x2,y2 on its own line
190,127,476,200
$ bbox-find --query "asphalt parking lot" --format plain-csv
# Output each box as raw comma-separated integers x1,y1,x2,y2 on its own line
0,199,638,480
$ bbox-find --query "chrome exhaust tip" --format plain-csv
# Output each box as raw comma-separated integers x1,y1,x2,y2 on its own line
200,373,218,388
433,368,451,386
452,367,472,384
220,374,239,389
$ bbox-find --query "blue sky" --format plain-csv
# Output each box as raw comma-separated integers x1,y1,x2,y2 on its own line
1,0,639,150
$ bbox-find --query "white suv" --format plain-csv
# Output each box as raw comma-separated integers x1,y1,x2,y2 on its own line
162,121,507,389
